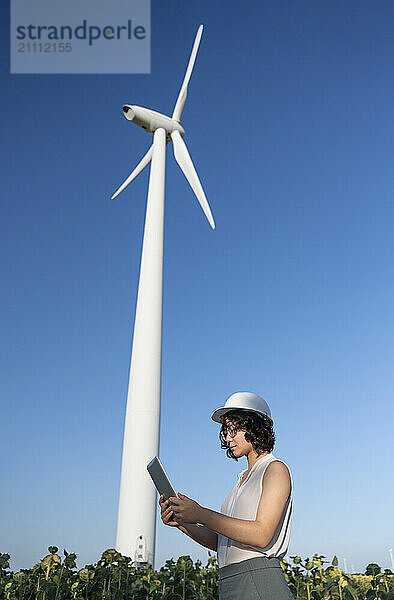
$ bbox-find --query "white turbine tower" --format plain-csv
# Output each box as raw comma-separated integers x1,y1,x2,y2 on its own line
113,25,215,569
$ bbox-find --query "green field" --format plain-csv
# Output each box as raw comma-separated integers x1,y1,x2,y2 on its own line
1,548,393,599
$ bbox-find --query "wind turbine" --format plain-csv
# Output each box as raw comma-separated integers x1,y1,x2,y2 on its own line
113,25,215,569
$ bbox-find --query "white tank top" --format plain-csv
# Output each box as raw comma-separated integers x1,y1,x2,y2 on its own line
217,452,293,568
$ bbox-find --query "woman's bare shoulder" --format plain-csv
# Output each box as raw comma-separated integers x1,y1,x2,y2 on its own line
262,460,291,489
270,459,291,471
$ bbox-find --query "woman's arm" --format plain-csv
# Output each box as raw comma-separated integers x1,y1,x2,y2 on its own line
192,462,291,548
177,523,218,552
160,496,218,551
200,462,290,547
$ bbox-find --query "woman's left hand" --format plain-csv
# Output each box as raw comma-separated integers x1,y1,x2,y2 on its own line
168,493,204,524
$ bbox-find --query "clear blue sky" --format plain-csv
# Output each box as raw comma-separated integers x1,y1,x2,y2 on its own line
1,0,393,575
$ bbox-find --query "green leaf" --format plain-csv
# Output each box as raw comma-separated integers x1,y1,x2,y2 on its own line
365,563,381,576
313,557,323,567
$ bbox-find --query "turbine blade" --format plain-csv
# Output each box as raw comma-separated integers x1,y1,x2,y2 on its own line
111,145,153,199
171,130,215,229
172,25,203,123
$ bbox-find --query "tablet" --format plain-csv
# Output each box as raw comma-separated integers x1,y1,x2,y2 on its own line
147,456,177,505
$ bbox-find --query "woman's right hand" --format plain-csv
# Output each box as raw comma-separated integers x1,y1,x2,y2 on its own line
159,494,182,528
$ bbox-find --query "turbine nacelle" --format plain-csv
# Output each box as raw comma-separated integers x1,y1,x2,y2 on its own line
122,105,185,138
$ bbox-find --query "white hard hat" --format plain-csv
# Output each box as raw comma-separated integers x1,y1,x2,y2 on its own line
211,391,272,423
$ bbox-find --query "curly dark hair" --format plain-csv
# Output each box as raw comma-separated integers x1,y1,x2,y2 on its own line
219,409,276,461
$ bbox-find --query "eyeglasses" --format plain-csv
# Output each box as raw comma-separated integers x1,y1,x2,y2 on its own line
222,424,239,439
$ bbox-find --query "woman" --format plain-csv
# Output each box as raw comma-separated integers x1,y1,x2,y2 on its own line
159,391,294,600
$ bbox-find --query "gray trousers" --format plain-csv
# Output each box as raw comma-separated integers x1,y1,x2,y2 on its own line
218,556,294,600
